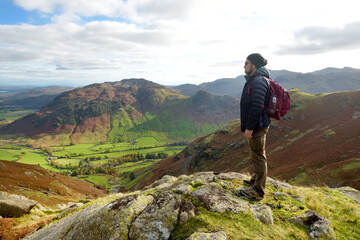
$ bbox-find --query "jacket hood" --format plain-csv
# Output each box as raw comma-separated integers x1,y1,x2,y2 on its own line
245,67,271,81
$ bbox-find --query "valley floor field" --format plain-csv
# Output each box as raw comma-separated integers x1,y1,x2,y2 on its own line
0,137,186,192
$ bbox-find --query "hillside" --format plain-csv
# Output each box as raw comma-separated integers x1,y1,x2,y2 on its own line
174,67,360,97
22,172,360,240
0,160,105,240
0,79,239,147
272,67,360,94
174,76,244,98
0,86,74,110
142,89,360,190
0,160,105,207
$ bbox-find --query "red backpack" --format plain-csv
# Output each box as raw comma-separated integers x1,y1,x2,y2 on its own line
248,77,290,120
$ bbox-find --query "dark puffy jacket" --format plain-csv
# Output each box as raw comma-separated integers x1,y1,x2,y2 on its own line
240,67,271,132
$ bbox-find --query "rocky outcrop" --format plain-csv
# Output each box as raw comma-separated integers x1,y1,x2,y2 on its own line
187,230,227,240
25,172,344,240
250,204,274,225
289,210,337,240
0,191,37,217
333,186,360,204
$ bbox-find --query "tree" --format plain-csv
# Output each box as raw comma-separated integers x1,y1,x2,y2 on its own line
130,172,136,180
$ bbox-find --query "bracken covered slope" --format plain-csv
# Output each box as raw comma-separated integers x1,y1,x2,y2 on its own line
0,160,105,207
142,89,360,190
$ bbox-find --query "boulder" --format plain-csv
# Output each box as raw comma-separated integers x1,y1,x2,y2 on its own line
0,191,37,217
250,204,274,225
333,186,360,204
187,230,227,240
129,192,183,239
191,184,249,213
193,172,215,184
216,172,247,181
143,175,177,191
267,177,294,190
173,184,192,195
289,210,336,240
25,194,154,240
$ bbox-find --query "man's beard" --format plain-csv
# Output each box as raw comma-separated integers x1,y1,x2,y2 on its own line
245,65,254,76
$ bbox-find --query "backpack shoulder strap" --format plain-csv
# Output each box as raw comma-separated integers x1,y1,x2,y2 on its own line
247,75,271,95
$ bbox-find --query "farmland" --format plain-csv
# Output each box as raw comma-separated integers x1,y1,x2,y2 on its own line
0,137,186,192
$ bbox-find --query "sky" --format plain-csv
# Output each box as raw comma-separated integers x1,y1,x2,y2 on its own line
0,0,360,87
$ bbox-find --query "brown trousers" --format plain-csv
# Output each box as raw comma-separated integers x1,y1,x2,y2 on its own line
248,126,269,195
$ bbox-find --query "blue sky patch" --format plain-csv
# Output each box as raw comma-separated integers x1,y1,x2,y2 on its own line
0,0,51,25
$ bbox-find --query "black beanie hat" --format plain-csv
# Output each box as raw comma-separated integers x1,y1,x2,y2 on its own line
247,53,267,68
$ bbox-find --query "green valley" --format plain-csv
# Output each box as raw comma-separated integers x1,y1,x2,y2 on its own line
0,138,186,193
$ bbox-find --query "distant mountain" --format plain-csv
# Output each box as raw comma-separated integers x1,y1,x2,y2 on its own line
173,76,244,98
0,79,239,146
174,67,360,96
0,86,74,110
142,89,360,190
271,67,360,94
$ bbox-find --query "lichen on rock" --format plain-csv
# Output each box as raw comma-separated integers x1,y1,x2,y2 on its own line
0,191,37,217
186,230,227,240
289,210,337,240
24,172,355,240
191,184,249,214
250,204,274,225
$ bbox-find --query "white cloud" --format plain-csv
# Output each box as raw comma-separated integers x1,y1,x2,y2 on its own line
1,0,360,86
276,22,360,55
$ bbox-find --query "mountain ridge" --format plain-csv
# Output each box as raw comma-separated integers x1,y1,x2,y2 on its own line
0,79,240,147
174,67,360,97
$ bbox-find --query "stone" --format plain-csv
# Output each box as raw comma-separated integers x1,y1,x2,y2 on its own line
333,186,360,204
216,172,247,181
289,210,336,240
215,180,234,190
274,192,288,198
25,194,154,240
179,200,198,225
143,175,178,191
0,191,37,217
187,230,227,240
129,192,183,240
352,111,360,119
250,204,274,225
193,172,215,185
173,184,192,195
267,178,294,190
191,184,249,213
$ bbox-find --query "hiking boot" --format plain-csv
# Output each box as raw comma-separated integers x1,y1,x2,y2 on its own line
243,179,255,186
239,187,264,200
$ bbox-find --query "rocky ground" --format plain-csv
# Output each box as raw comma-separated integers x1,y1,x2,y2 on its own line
22,171,360,240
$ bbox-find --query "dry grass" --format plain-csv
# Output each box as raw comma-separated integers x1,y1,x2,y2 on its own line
0,217,53,240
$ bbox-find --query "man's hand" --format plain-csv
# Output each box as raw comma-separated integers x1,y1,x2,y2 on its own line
244,129,253,139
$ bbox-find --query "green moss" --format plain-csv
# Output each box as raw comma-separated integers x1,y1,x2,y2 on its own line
323,129,336,139
171,207,308,240
203,134,215,145
191,183,204,189
341,160,360,171
301,187,360,240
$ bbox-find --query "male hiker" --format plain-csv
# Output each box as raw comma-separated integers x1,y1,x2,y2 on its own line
239,53,271,200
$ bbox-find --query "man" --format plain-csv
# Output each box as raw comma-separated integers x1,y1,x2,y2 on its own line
239,53,271,200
